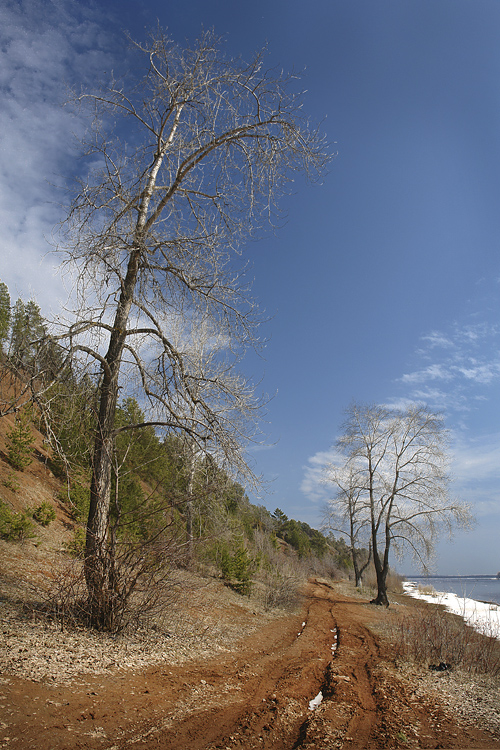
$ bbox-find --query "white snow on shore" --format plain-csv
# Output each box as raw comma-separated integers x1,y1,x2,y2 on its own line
403,582,500,639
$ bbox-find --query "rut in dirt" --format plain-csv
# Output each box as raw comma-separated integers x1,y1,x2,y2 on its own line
137,580,381,750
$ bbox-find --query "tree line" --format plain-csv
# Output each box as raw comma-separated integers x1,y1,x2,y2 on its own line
0,279,356,631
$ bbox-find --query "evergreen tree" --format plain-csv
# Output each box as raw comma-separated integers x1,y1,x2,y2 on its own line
0,281,10,353
9,298,46,369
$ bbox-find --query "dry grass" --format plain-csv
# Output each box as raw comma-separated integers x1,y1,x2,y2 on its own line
391,602,500,677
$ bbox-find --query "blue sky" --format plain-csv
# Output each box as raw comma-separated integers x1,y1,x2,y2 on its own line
1,0,500,574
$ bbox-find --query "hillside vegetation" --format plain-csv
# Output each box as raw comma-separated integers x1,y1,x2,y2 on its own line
0,283,363,632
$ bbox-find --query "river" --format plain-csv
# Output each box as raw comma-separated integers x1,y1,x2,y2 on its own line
406,575,500,605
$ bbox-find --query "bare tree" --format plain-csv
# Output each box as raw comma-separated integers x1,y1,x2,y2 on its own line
56,28,330,627
327,402,473,606
322,463,372,587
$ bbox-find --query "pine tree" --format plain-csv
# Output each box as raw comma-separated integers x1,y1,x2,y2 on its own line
9,298,46,369
0,281,10,353
6,408,34,471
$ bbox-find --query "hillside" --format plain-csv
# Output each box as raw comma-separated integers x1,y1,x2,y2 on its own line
0,362,353,628
0,402,74,602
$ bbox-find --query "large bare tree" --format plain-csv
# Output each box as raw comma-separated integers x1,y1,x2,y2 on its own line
57,29,330,626
327,402,473,605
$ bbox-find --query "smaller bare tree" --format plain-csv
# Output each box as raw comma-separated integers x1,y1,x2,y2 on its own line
322,462,372,587
327,402,473,605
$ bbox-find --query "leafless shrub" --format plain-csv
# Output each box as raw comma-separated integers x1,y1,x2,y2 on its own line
354,564,403,596
387,570,405,594
417,583,438,596
391,605,500,677
31,558,89,630
37,532,188,633
261,557,303,611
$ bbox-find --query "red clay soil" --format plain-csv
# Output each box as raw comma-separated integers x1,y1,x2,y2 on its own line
1,579,499,750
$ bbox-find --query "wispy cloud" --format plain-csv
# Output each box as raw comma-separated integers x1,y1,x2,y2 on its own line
302,317,500,519
301,429,500,521
398,320,500,410
401,363,454,384
0,0,114,313
300,448,340,505
450,432,500,516
420,330,455,349
393,319,500,517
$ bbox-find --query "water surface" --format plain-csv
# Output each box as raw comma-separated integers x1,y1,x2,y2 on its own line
407,575,500,605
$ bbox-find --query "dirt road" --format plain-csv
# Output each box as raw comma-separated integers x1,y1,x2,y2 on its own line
1,579,499,749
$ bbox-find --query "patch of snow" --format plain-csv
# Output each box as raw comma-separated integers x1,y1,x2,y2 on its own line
403,582,500,639
308,690,323,710
331,626,338,653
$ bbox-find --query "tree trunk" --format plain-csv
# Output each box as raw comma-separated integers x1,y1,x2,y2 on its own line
371,560,389,606
84,249,140,627
370,518,390,606
353,558,362,588
186,451,195,563
369,513,390,606
352,542,372,589
84,364,120,626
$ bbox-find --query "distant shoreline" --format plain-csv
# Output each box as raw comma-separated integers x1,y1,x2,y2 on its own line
402,581,500,638
405,574,499,580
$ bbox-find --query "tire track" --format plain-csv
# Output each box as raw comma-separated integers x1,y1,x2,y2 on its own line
3,580,499,749
156,581,383,749
145,587,338,749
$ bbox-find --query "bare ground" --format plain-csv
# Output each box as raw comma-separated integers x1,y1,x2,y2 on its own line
1,575,500,750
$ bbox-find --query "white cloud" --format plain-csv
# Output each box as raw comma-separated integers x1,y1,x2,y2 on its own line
400,363,454,384
457,322,498,344
451,432,500,484
300,448,340,505
420,330,455,349
0,0,114,314
397,319,500,416
454,362,500,384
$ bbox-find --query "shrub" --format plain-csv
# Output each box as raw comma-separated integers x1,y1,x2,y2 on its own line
2,473,20,493
231,543,255,596
262,567,302,611
417,583,438,596
64,526,86,558
32,501,56,527
0,501,36,541
58,480,90,522
391,604,500,676
219,545,233,581
216,538,256,596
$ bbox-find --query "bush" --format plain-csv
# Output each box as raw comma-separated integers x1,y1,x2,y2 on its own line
64,526,86,558
231,543,255,595
262,567,302,611
58,480,90,522
0,501,36,541
392,604,500,677
2,473,20,492
216,538,256,596
32,501,56,526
